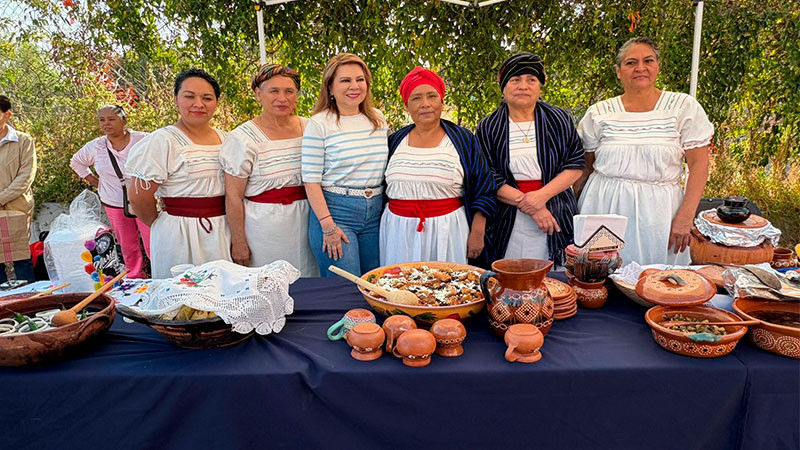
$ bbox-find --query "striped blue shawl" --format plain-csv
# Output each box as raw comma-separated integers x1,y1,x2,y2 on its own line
387,119,498,228
475,101,584,266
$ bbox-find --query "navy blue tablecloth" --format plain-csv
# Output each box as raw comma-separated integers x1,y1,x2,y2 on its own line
0,275,797,450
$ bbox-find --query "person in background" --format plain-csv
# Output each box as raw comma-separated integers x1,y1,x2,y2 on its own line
0,95,37,283
70,105,150,278
381,67,496,265
126,69,230,279
221,64,318,276
574,37,712,265
301,53,389,276
476,53,584,269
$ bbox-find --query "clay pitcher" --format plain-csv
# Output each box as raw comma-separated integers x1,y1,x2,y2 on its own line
480,259,555,338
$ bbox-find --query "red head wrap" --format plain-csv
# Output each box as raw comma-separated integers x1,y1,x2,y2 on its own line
399,66,445,105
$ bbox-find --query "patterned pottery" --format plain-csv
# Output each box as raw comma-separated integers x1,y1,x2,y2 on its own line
382,315,416,353
344,322,385,361
771,248,797,270
393,328,436,367
644,305,748,358
570,279,608,309
430,318,466,357
359,262,486,325
733,298,800,359
504,323,544,363
327,308,376,341
480,259,554,338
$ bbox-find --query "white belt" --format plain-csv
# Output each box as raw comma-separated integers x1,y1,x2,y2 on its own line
322,185,383,199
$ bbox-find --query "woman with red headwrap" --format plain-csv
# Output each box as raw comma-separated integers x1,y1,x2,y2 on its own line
380,66,497,265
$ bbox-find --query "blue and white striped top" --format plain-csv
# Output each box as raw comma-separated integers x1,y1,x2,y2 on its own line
301,110,389,188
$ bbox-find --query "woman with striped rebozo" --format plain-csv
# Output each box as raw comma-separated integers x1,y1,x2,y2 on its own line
476,52,585,269
380,67,497,266
301,53,389,276
574,37,712,265
220,64,318,276
126,68,230,279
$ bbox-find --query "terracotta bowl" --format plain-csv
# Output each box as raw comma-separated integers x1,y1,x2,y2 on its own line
116,304,253,349
0,293,116,366
644,305,747,358
359,261,486,326
732,298,800,359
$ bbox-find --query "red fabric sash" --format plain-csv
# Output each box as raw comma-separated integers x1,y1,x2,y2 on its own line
246,186,307,205
517,180,543,193
388,197,463,232
162,196,225,234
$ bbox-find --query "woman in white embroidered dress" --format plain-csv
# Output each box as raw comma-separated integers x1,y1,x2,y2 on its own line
574,37,713,265
70,105,150,278
380,67,496,265
221,64,318,276
126,68,231,278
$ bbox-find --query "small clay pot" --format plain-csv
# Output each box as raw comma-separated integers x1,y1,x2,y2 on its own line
430,318,467,357
327,308,376,341
344,322,385,361
393,328,436,367
771,248,797,269
570,279,608,309
382,315,416,353
504,323,544,363
716,196,751,223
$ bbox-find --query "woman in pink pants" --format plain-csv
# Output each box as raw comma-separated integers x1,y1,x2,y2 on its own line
70,105,151,278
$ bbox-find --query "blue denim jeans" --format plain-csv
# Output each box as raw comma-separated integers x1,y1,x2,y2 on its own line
309,191,382,277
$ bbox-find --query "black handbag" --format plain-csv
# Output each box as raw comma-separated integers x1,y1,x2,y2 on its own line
105,142,136,219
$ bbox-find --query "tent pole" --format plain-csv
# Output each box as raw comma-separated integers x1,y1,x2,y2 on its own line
689,0,704,98
255,1,267,65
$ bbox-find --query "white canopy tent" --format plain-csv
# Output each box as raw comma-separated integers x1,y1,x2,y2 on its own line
252,0,705,97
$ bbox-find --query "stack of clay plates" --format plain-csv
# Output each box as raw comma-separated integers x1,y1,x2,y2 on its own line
544,278,577,320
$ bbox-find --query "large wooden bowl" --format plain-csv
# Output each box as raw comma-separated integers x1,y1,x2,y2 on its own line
0,293,115,367
644,305,748,358
359,262,486,326
116,304,253,349
732,298,800,359
689,227,774,265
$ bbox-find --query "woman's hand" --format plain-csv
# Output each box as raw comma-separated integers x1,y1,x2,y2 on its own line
530,208,561,235
467,229,485,259
668,213,694,254
85,174,100,188
516,190,549,215
231,239,251,267
322,225,350,261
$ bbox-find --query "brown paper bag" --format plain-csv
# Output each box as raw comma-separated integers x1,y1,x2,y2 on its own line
0,210,31,263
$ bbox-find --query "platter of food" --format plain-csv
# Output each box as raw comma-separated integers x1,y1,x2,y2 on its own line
359,262,486,325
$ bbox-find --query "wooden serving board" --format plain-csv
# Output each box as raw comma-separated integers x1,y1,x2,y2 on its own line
702,210,768,229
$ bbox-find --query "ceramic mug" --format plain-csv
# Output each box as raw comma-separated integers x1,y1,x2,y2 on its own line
430,318,467,357
327,308,376,341
392,329,437,367
504,323,544,363
382,315,417,353
344,322,385,361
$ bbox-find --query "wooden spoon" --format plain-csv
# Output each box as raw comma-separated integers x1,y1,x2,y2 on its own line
659,319,759,328
328,265,420,306
30,282,71,299
51,271,128,327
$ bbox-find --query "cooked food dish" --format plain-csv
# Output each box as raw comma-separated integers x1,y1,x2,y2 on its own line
370,265,483,306
160,305,218,321
749,310,800,329
662,313,728,336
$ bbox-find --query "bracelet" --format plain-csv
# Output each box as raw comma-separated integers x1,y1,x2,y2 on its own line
322,225,338,235
318,214,332,223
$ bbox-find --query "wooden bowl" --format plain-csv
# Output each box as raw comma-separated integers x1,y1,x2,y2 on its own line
689,227,774,265
610,277,655,308
0,293,115,366
359,261,486,326
644,305,748,358
116,304,253,349
732,298,800,359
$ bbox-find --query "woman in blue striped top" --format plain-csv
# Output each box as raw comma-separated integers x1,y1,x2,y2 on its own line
476,53,585,269
301,53,389,276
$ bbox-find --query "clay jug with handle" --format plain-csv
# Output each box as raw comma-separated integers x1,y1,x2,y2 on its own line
480,259,555,338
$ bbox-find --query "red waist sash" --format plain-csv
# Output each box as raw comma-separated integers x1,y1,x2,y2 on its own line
388,197,463,232
246,186,307,205
517,180,543,193
162,196,225,234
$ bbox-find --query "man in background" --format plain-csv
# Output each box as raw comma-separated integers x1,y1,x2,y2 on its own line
0,95,37,283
